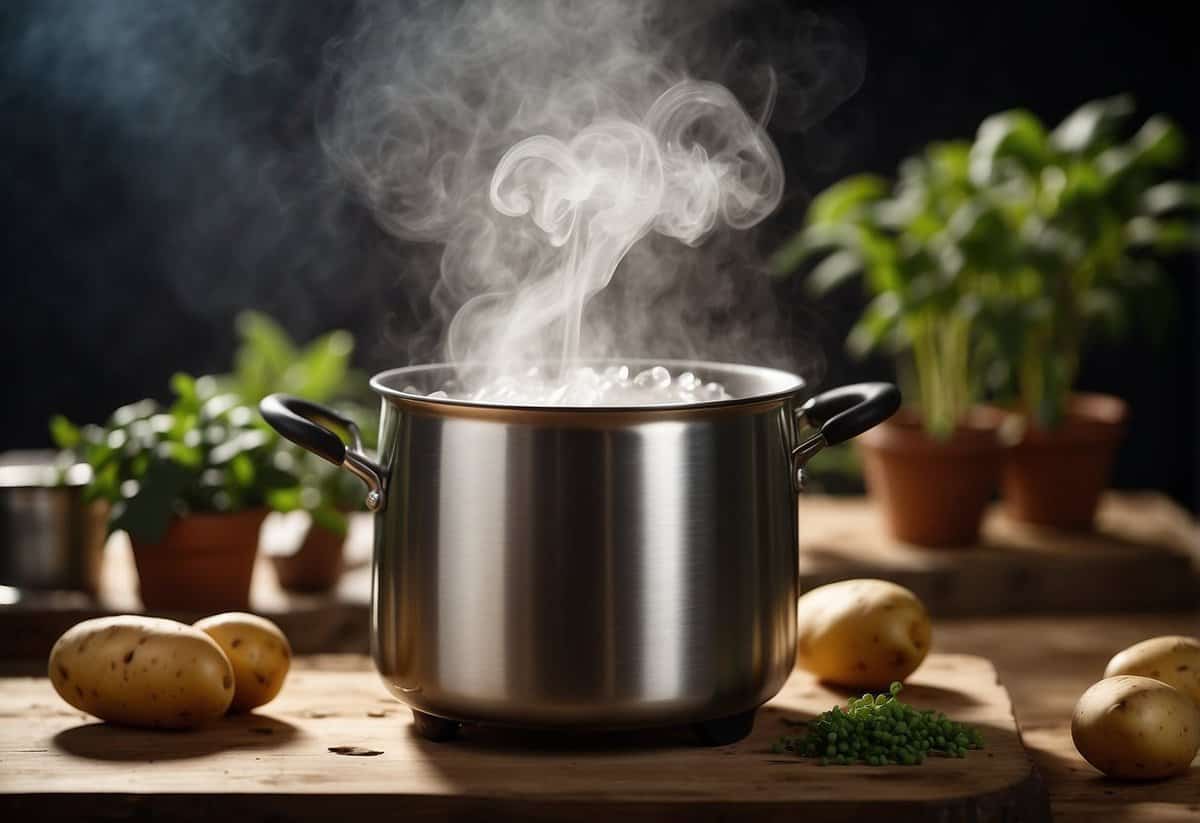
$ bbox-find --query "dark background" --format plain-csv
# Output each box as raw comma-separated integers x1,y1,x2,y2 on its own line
3,1,1197,510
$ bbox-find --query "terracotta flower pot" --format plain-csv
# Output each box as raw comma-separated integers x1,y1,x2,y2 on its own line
130,509,266,612
857,407,1005,548
1001,393,1127,531
271,521,347,593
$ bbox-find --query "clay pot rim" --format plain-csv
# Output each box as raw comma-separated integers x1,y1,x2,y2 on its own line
129,508,269,550
168,507,271,523
858,406,1005,456
997,392,1128,447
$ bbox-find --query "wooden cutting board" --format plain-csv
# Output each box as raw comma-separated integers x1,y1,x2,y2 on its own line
0,654,1048,821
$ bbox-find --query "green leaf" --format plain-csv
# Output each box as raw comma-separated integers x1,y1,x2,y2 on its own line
1050,94,1135,154
847,293,901,357
1130,115,1185,167
229,453,256,487
170,373,197,407
292,330,354,402
806,250,863,295
770,223,869,277
210,429,272,465
49,415,80,449
1125,217,1200,252
1140,182,1200,215
926,141,972,184
232,311,298,403
160,441,203,469
807,175,888,226
969,110,1048,183
111,458,192,542
310,505,349,536
266,486,304,513
1098,117,1186,183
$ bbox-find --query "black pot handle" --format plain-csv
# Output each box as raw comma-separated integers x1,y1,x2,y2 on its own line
259,393,387,511
792,382,900,466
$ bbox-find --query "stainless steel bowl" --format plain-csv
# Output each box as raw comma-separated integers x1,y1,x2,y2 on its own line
0,452,106,594
262,360,898,744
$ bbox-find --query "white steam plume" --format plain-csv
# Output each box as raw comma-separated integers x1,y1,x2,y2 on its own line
322,0,863,386
481,80,782,372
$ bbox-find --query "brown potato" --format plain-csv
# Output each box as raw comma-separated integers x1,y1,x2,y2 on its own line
194,612,291,712
1072,675,1200,780
795,579,931,689
48,615,234,729
1104,636,1200,708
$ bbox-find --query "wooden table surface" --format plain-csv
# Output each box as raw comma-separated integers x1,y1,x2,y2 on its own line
0,655,1046,822
935,612,1200,822
3,613,1199,820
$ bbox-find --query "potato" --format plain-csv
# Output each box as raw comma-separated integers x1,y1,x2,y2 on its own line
48,615,234,729
1104,636,1200,708
194,612,291,712
1071,675,1200,780
795,579,931,689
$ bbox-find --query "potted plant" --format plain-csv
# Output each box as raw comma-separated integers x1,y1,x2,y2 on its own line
220,311,376,592
771,141,1014,546
52,373,301,611
967,95,1198,529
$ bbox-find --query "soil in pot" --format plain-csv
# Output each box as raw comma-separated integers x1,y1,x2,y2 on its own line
271,520,347,593
130,508,266,612
1001,393,1127,531
857,407,1005,548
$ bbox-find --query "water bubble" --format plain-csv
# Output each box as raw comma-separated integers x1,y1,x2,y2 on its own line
633,366,671,391
430,364,732,406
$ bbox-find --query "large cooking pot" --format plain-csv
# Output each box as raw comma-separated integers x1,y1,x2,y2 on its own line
261,359,898,744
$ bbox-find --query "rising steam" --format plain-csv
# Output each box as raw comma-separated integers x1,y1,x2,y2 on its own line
482,80,782,372
323,0,862,388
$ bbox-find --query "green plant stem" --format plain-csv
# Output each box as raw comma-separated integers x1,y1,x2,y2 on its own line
910,310,973,438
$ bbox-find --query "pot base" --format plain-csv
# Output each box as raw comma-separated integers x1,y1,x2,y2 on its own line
408,707,759,746
692,708,758,746
412,710,461,742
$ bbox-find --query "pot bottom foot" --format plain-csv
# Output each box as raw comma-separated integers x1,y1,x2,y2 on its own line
411,709,462,742
692,708,757,746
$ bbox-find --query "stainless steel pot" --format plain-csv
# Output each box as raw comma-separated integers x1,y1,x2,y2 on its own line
0,452,106,595
261,360,898,744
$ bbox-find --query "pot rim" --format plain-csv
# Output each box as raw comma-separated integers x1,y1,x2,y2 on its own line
369,358,807,414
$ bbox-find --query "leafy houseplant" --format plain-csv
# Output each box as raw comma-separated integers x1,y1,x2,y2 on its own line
965,96,1198,529
52,373,299,610
221,311,376,591
771,141,1010,546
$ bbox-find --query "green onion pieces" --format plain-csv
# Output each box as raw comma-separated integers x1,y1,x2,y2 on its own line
770,681,984,766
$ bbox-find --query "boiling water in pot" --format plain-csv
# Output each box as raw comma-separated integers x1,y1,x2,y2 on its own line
407,364,731,406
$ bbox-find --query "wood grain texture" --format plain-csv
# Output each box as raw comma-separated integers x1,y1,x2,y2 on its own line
0,654,1047,822
797,492,1199,616
936,613,1200,823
